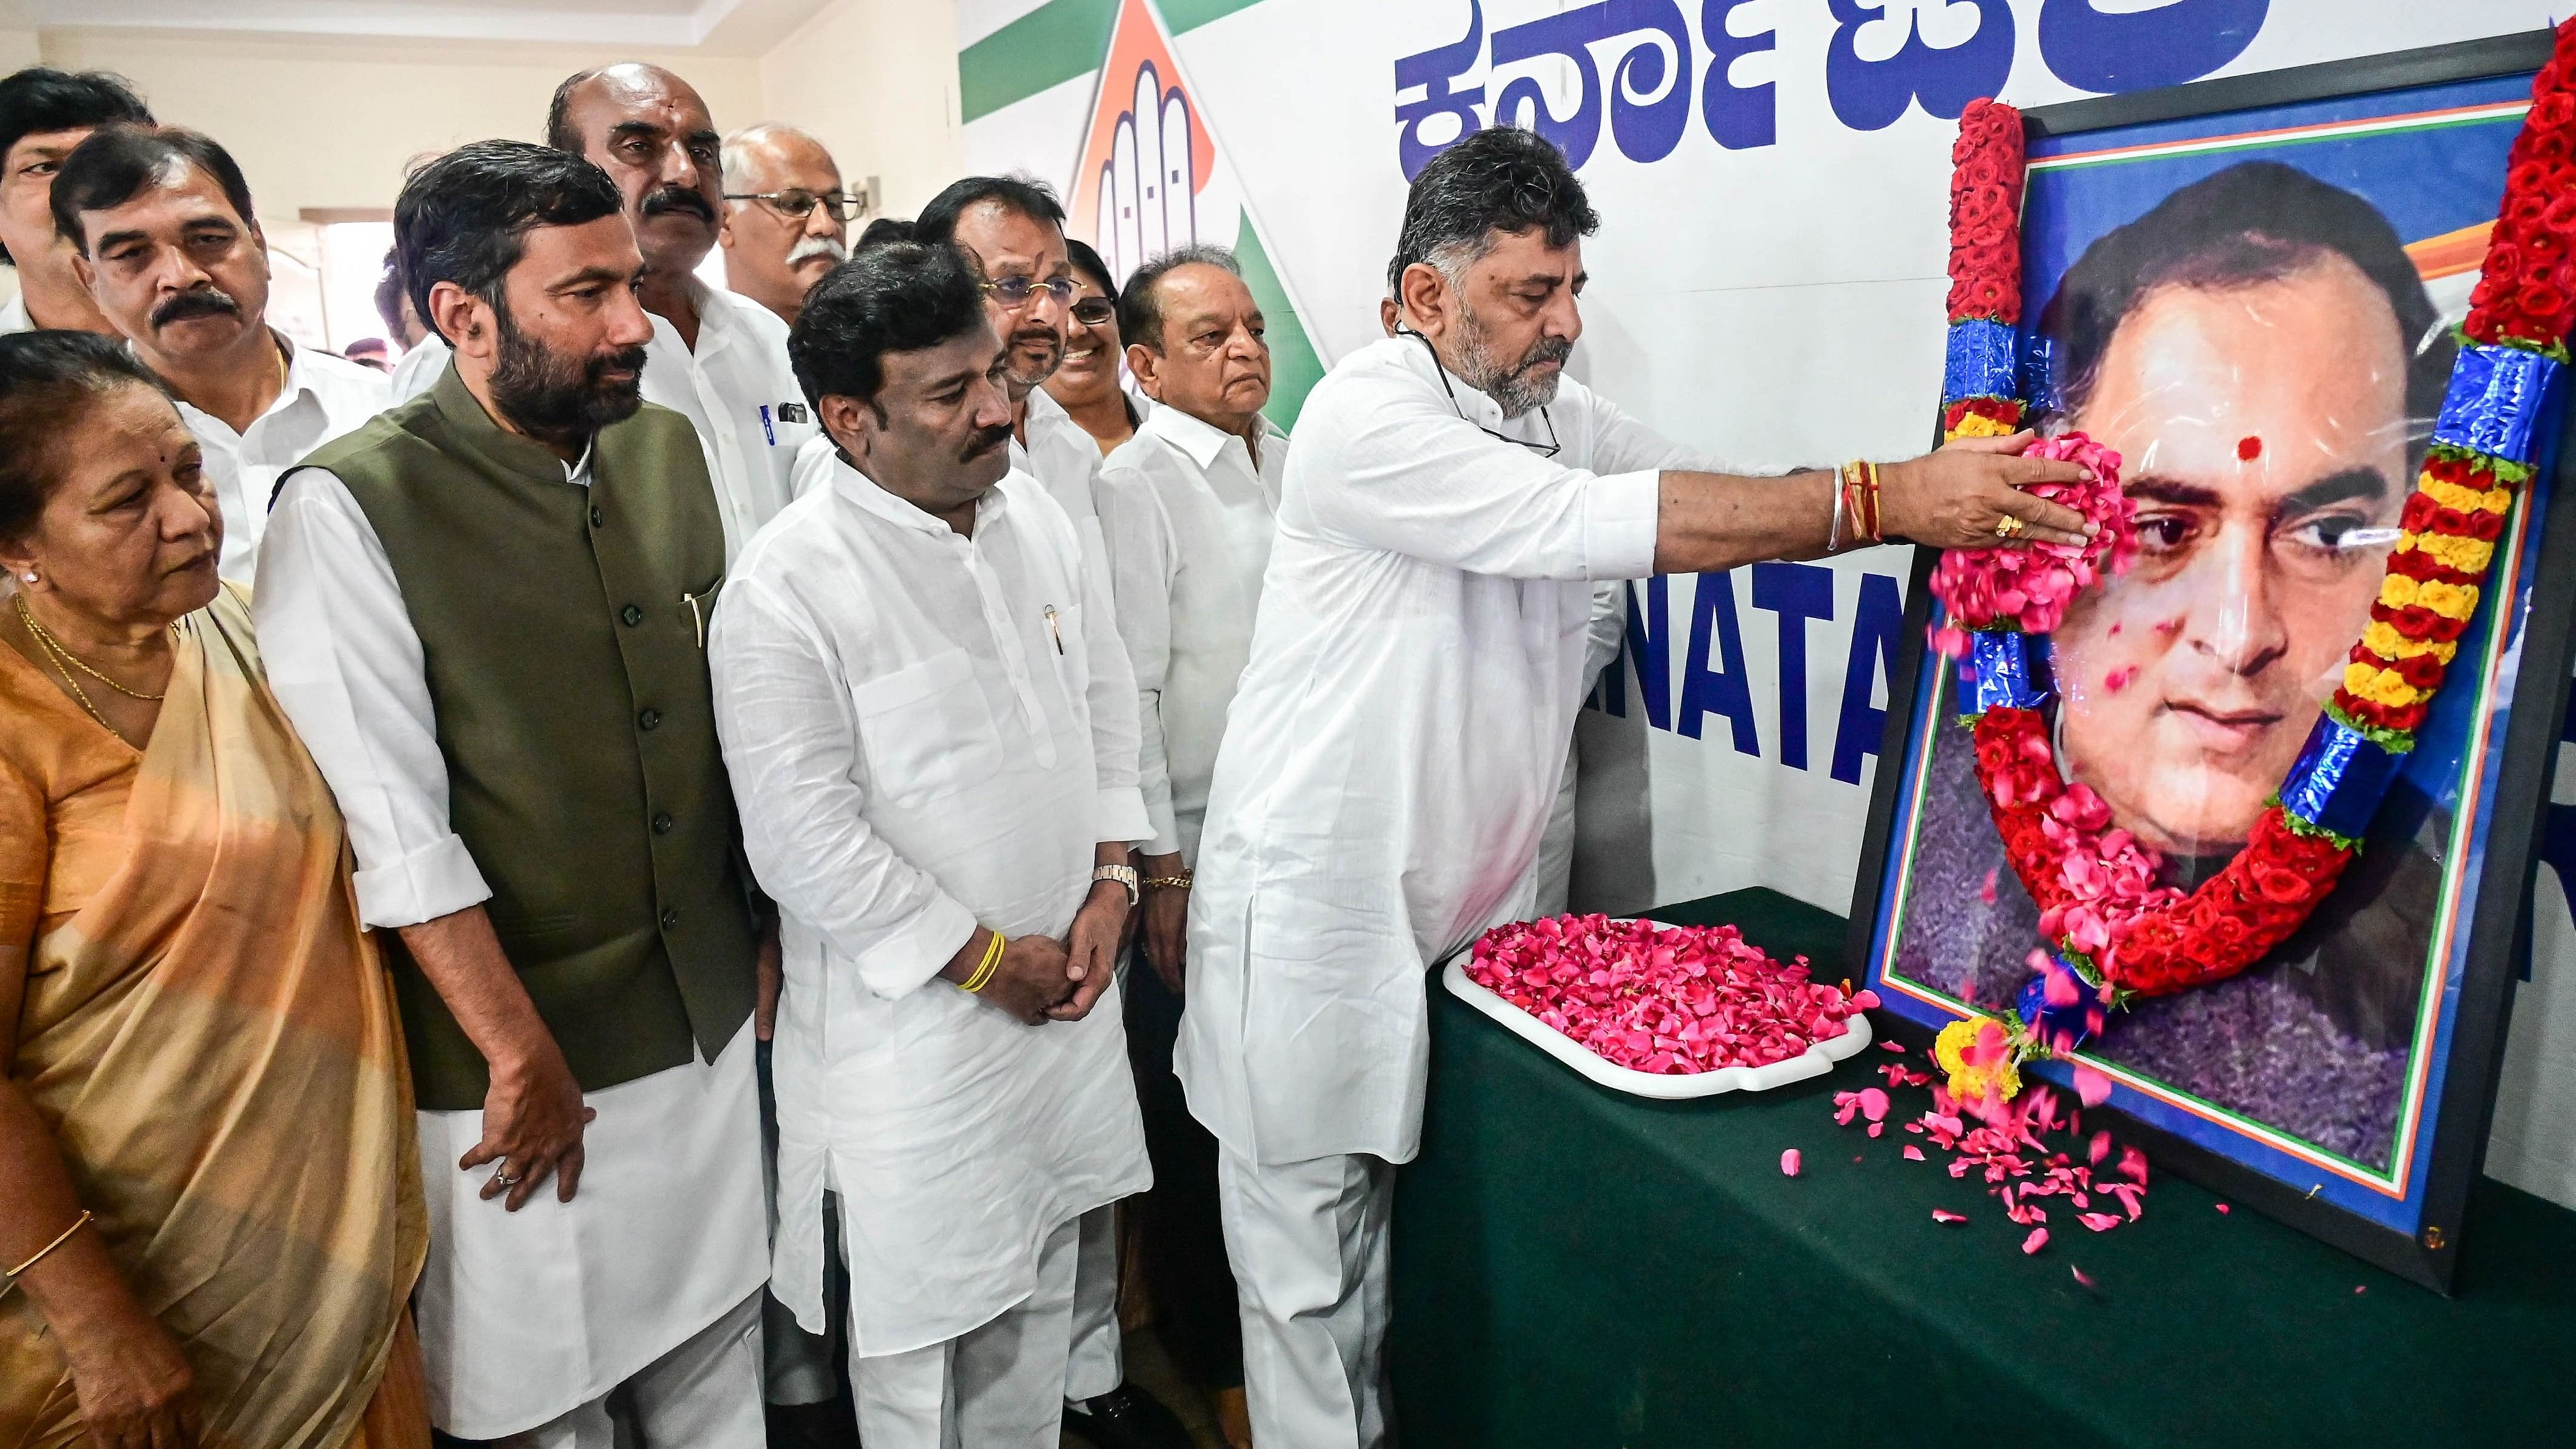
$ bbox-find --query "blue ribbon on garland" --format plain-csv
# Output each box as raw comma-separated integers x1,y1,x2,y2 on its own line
1944,319,2019,403
2015,957,2102,1055
2433,343,2563,466
2278,714,2409,841
1960,630,2053,715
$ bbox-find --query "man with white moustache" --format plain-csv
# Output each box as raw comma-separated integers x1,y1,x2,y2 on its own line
710,240,1150,1449
718,121,853,327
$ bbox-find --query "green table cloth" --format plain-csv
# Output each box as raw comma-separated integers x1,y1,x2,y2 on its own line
1389,888,2576,1448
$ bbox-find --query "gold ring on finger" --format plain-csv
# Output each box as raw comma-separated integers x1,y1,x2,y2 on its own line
1994,513,2027,540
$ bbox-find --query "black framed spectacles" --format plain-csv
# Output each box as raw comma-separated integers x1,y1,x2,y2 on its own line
981,274,1080,310
1404,328,1559,458
724,188,864,223
1070,295,1117,327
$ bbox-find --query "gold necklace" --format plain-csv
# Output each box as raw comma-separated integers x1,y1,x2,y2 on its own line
14,598,127,744
14,593,166,699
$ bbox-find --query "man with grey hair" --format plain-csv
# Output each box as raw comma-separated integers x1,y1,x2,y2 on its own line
718,121,854,327
1177,126,2098,1446
1092,242,1283,1444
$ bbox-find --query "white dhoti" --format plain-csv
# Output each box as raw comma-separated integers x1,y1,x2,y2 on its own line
1063,1202,1125,1401
850,1207,1102,1449
416,1023,770,1440
1216,1144,1396,1449
477,1290,766,1448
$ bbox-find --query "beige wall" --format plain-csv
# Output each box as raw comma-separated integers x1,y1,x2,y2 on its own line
756,0,963,219
31,7,965,231
35,30,767,225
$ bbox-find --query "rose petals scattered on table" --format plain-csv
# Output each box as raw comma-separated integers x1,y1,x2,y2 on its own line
2022,1227,2049,1255
1780,1149,1801,1177
2216,1203,2231,1215
1903,1145,1926,1162
1933,1209,1968,1224
1467,915,1872,1075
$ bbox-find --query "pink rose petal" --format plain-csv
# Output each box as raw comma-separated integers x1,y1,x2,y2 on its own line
2215,1203,2230,1215
1779,1149,1800,1177
1859,1088,1890,1122
2072,1066,2113,1108
2077,1212,2122,1233
2022,1227,2049,1255
1903,1145,1925,1162
2071,1265,2098,1290
1932,1208,1967,1224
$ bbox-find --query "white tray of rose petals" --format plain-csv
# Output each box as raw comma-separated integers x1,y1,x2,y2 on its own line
1445,915,1875,1100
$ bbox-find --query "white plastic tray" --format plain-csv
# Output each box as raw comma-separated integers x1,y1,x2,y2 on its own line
1441,920,1874,1100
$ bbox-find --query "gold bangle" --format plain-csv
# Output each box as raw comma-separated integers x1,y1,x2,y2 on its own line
1141,875,1193,890
961,930,1004,994
4,1209,93,1286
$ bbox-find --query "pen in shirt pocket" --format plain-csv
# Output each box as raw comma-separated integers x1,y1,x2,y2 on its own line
1044,606,1063,654
758,405,776,446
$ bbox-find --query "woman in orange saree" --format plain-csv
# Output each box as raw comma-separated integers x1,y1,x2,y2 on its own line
0,332,427,1448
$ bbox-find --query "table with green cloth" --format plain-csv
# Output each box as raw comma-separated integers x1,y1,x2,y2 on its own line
1388,888,2576,1448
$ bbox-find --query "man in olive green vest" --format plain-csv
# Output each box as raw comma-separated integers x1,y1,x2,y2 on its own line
256,139,773,1446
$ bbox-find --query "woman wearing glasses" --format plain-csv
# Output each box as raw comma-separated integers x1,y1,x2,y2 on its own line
1047,240,1147,456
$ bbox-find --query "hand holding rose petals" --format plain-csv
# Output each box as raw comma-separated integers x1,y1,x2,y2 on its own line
1927,432,2135,643
1466,915,1876,1076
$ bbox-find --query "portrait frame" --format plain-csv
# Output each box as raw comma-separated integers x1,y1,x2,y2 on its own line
1844,30,2576,1294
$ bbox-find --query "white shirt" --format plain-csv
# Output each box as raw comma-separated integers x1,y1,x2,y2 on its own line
252,446,767,1434
1175,334,1708,1167
380,278,815,560
1094,403,1287,860
182,338,388,584
0,291,28,335
710,458,1151,1355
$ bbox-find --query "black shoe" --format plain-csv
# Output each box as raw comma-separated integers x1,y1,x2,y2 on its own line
765,1396,861,1449
1062,1383,1196,1449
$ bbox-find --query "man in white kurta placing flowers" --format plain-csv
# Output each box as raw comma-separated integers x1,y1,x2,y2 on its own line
709,239,1152,1449
1177,126,2101,1448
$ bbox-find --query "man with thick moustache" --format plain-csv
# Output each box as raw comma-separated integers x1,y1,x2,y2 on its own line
718,121,854,327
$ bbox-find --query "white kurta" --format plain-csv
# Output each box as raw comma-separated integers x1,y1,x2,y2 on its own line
0,292,28,334
1094,404,1288,862
1176,334,1706,1167
709,458,1152,1359
379,278,812,560
252,454,768,1439
184,338,388,585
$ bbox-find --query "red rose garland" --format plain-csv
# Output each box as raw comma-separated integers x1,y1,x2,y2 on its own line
1920,34,2576,1105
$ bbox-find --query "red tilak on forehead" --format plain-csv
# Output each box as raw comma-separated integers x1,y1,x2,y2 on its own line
2237,435,2263,461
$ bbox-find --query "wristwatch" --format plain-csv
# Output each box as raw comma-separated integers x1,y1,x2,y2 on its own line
1092,862,1141,905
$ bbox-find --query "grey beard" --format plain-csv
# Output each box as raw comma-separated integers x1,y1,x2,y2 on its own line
1453,302,1568,418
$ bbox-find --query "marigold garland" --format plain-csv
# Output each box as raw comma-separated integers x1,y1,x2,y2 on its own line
1918,33,2576,1112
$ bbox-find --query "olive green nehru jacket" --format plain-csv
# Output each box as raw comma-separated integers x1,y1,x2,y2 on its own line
290,366,760,1111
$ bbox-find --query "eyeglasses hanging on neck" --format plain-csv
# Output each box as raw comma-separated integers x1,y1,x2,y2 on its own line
1399,326,1560,459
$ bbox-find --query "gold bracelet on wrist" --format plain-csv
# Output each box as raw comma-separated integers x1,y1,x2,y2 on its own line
960,930,1004,993
1141,874,1193,890
1,1209,94,1300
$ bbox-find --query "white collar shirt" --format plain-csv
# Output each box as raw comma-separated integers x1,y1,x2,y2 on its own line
710,459,1150,1355
1094,402,1287,861
183,337,388,585
375,278,815,563
1175,333,1712,1167
639,276,815,561
0,292,29,335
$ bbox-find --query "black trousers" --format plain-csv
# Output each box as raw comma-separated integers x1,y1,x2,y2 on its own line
1124,956,1245,1390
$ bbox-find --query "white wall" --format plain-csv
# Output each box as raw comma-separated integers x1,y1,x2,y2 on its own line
36,30,767,226
757,0,964,218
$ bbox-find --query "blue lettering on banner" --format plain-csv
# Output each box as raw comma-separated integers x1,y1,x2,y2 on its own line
1392,0,2269,175
1751,562,1834,770
1594,571,1908,789
1699,0,1777,151
1824,0,2014,133
1832,572,1904,784
1620,574,1674,729
1680,571,1759,754
2037,0,2267,95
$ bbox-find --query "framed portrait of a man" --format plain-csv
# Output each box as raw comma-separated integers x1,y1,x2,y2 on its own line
1850,33,2576,1291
